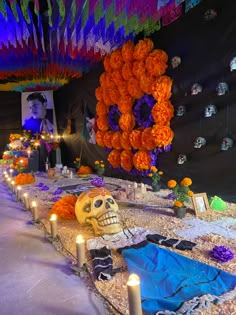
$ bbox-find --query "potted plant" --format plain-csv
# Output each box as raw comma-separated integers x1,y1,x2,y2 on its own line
167,177,194,218
148,166,163,192
94,160,105,177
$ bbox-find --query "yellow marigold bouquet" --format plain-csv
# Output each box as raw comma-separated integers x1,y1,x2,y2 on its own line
94,160,105,176
148,166,163,185
167,177,194,208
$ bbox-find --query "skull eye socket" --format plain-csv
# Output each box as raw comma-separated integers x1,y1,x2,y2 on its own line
94,199,103,208
107,198,115,204
83,202,91,213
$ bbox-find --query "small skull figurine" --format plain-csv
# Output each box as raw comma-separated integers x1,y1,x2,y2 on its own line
191,83,202,95
204,9,217,21
171,56,181,69
176,105,186,117
75,187,122,235
230,57,236,71
204,104,217,117
194,137,206,149
216,82,229,96
177,154,187,165
221,137,233,151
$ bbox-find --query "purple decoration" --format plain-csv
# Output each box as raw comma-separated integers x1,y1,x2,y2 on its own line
90,176,105,187
51,196,61,202
108,105,121,131
167,193,176,200
35,182,44,187
40,185,49,191
53,188,63,195
209,246,234,263
133,94,155,128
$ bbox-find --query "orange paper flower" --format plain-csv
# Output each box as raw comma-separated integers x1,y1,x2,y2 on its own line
118,95,134,114
132,60,146,78
96,115,109,132
151,101,174,125
96,101,108,116
103,130,114,148
121,40,134,62
102,88,113,106
108,150,121,168
110,49,124,70
96,131,105,147
111,132,122,150
122,62,134,81
152,76,173,102
133,150,151,171
117,81,129,96
49,195,77,219
120,132,132,150
133,38,154,60
139,73,155,94
109,88,121,105
120,150,133,172
151,124,174,147
127,77,144,99
119,113,135,131
129,129,143,149
141,127,156,150
112,70,123,86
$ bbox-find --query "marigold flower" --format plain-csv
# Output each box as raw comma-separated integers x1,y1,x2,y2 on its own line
152,124,174,147
133,38,154,60
49,195,77,219
110,49,124,70
141,128,156,150
119,113,135,132
96,115,109,132
120,150,133,172
188,190,194,197
181,177,192,187
133,150,151,171
96,131,105,147
121,40,134,62
95,86,103,101
122,62,134,81
152,75,173,102
127,77,144,99
158,171,163,175
103,55,112,72
120,132,132,150
174,200,183,208
168,180,177,188
103,131,114,148
112,70,123,86
151,166,157,172
108,150,121,168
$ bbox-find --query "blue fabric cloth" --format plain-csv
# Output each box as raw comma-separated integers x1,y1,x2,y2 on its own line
121,243,236,315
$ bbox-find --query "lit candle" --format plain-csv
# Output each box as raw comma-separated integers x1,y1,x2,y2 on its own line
141,183,146,194
11,180,15,193
76,235,85,268
16,186,22,201
23,192,29,209
7,177,11,188
50,214,58,239
9,169,13,178
31,201,39,221
127,274,142,315
27,149,31,158
134,182,138,189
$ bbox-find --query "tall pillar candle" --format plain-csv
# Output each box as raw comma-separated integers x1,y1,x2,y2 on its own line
50,214,58,239
127,274,142,315
76,235,85,268
16,186,22,201
31,201,39,221
23,192,29,209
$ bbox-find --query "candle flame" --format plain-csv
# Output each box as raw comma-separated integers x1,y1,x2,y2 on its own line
11,181,15,185
17,186,22,191
23,192,28,197
127,274,140,286
50,214,57,221
31,201,37,207
76,234,84,244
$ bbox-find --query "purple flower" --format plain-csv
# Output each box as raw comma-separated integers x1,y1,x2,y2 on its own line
36,182,44,187
167,193,176,200
133,94,155,128
91,176,105,187
53,188,63,195
51,196,61,202
209,246,234,263
108,105,121,131
41,185,49,191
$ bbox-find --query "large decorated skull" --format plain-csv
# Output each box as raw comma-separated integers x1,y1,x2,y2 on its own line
216,82,229,96
194,137,206,149
191,83,202,95
204,104,217,117
177,154,187,165
176,105,186,117
75,187,122,235
230,57,236,71
221,137,233,151
171,56,181,69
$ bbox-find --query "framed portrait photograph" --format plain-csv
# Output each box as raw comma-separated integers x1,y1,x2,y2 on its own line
192,193,211,216
21,90,57,135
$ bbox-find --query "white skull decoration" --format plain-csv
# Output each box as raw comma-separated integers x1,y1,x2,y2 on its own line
75,187,122,235
171,56,181,69
230,57,236,71
176,105,186,117
216,82,229,96
221,137,233,151
177,154,187,165
194,137,206,149
191,83,202,95
204,104,217,117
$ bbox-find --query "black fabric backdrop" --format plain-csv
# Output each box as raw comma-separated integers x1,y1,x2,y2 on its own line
1,0,236,201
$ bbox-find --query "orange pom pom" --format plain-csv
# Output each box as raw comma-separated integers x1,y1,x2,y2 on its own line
118,95,134,114
133,60,146,78
103,131,114,148
119,113,135,131
96,131,105,147
111,132,122,150
129,129,143,149
133,38,154,60
133,150,151,171
96,101,107,116
110,49,124,70
127,77,144,99
97,115,109,132
141,128,156,150
95,86,103,101
120,132,132,150
122,62,134,81
121,40,134,62
108,150,121,168
151,124,174,147
121,150,133,172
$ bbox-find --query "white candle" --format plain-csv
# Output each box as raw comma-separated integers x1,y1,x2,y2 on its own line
134,182,138,189
127,274,142,315
11,180,15,193
23,192,29,209
50,214,58,238
7,177,11,188
16,186,22,201
31,201,39,221
76,235,85,268
9,169,13,178
27,150,31,158
141,183,146,194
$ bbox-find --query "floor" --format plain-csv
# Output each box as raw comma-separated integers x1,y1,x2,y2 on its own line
0,180,107,315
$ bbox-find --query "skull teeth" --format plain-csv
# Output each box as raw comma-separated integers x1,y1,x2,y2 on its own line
97,211,119,227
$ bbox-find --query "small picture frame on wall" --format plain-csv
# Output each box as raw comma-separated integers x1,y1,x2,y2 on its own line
192,193,211,216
